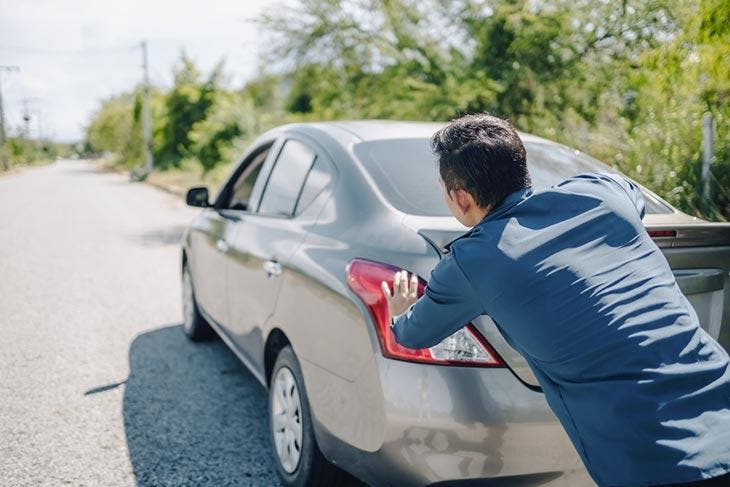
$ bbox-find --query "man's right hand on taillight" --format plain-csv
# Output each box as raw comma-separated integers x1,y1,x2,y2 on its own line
381,270,419,317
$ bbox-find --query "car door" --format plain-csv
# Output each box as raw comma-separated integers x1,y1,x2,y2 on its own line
189,211,235,327
189,141,274,328
225,136,334,371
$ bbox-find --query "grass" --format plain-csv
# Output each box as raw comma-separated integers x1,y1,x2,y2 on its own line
0,157,55,176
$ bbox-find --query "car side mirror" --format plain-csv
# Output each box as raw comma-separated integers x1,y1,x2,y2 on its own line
186,187,210,208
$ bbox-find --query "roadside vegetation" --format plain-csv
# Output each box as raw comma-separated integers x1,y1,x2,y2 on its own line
0,137,75,173
84,0,729,220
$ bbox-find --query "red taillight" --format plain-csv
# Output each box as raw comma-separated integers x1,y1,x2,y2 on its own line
648,229,677,238
346,258,504,367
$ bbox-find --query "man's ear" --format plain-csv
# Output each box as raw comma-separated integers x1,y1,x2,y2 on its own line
450,188,473,215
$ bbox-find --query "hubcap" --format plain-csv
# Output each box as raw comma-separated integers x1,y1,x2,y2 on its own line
182,269,195,333
271,366,303,473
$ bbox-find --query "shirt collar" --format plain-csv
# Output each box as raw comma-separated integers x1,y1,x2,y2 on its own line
443,186,532,252
478,186,533,225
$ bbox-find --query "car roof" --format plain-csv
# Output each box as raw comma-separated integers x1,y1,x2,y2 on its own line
326,120,445,141
293,120,678,217
305,119,559,148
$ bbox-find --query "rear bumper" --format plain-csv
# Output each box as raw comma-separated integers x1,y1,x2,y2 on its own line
311,356,591,486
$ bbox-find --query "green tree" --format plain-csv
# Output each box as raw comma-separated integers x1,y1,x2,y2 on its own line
154,54,223,168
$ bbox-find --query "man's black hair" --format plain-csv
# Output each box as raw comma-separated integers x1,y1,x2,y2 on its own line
431,113,531,210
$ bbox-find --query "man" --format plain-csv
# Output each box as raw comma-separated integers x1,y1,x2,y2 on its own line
381,114,730,487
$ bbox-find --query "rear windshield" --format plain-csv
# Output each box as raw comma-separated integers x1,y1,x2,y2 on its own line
354,138,673,216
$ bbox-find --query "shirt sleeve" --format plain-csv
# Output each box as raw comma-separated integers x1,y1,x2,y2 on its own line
390,249,484,349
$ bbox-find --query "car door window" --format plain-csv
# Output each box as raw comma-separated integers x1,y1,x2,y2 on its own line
294,158,335,215
258,139,316,217
227,149,269,211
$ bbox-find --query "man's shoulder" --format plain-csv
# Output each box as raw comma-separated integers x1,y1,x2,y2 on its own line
447,226,501,280
557,171,627,187
449,224,498,254
554,171,646,219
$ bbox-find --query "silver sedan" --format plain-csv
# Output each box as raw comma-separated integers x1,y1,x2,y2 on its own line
181,121,730,486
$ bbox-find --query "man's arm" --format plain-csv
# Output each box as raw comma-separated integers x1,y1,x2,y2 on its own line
383,250,483,350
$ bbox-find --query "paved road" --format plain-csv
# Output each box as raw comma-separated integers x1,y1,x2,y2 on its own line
0,161,282,486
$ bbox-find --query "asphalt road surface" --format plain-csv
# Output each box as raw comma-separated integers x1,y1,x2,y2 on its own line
0,161,283,486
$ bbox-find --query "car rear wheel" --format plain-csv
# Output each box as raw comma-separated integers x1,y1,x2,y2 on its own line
182,264,214,341
269,346,356,486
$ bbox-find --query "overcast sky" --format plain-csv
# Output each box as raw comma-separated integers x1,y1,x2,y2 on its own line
0,0,276,142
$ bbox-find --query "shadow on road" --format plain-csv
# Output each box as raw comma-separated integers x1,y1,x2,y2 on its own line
123,324,282,486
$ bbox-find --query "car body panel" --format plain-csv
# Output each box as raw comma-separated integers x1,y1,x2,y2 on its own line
225,211,307,371
183,120,728,486
188,210,235,327
307,357,590,487
661,245,730,348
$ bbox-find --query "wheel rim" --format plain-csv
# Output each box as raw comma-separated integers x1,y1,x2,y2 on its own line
271,366,303,474
182,268,195,333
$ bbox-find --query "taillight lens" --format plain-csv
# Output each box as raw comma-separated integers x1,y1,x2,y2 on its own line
346,258,504,367
647,229,677,238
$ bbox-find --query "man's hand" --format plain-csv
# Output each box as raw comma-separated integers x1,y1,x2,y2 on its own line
381,270,419,317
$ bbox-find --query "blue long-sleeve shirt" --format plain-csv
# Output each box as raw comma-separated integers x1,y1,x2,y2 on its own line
391,172,730,487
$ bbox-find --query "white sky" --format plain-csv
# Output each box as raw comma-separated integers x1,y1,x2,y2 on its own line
0,0,276,142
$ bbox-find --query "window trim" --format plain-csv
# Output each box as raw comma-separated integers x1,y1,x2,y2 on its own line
225,152,268,211
214,139,277,211
292,156,318,215
255,137,318,218
213,129,340,221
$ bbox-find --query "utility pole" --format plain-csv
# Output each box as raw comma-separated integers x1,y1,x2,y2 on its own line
36,108,44,143
20,97,37,162
21,97,40,136
701,113,713,204
35,104,46,150
141,40,153,175
0,65,20,145
22,98,32,140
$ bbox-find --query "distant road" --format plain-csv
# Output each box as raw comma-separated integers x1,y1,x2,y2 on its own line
0,161,282,486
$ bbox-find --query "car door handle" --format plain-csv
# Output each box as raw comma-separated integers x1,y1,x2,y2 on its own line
216,239,229,253
263,260,282,278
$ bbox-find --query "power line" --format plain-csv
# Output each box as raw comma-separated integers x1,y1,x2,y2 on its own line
0,44,139,55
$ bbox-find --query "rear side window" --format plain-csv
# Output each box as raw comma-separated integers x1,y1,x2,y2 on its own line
525,142,673,214
354,137,674,216
295,158,335,215
258,139,316,217
354,138,450,216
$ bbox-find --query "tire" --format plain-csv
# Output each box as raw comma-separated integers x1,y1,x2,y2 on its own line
181,264,214,341
269,346,358,486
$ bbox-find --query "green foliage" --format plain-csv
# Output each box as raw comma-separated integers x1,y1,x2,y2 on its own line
0,136,76,171
153,54,223,169
254,0,728,220
86,93,135,155
189,91,255,172
85,90,150,168
83,0,728,220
